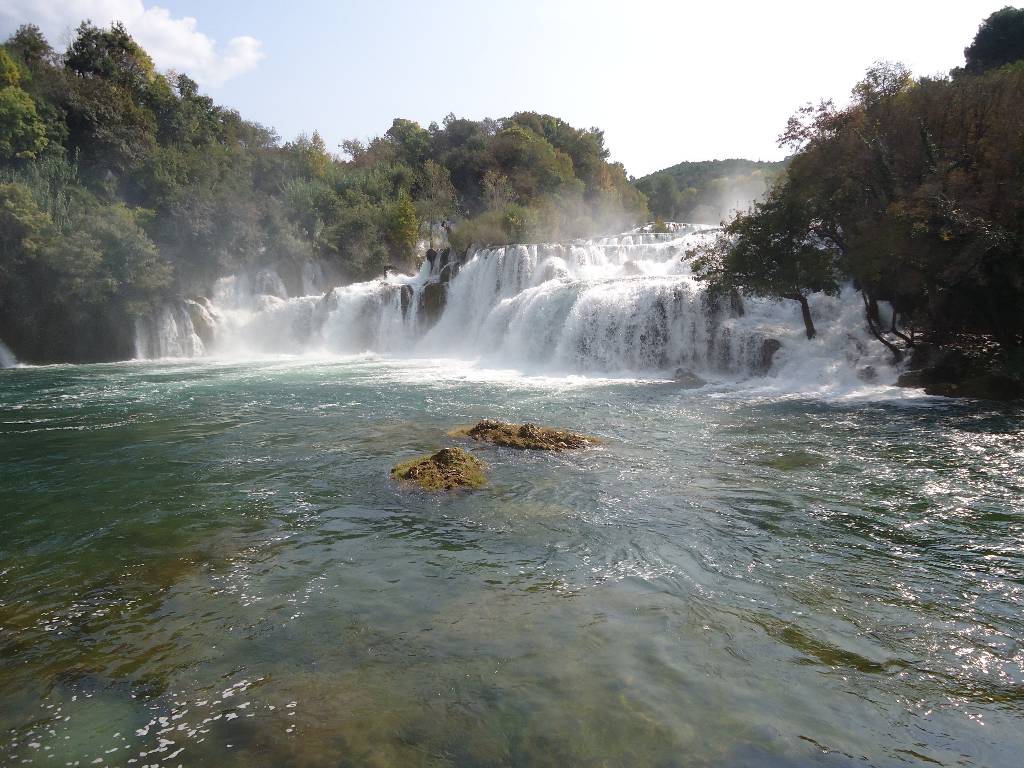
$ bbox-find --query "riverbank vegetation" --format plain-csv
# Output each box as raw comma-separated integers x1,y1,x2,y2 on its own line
695,7,1024,394
0,23,646,362
636,159,785,224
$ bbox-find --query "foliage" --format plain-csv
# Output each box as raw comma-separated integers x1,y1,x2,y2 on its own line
636,158,785,222
0,24,647,363
0,47,48,160
694,180,840,338
0,85,48,159
704,53,1024,353
386,190,420,263
415,159,456,247
964,6,1024,73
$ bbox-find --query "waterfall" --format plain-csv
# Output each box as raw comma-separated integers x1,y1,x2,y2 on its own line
0,339,17,369
133,304,205,359
132,227,897,384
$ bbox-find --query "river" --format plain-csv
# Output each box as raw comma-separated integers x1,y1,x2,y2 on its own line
1,355,1021,766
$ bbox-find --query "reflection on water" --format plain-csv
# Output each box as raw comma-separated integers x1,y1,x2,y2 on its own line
1,359,1022,766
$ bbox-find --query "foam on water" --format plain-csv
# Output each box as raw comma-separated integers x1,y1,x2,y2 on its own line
0,339,17,368
133,225,904,398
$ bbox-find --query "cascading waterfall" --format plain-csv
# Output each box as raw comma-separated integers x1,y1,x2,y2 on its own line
133,226,897,385
0,339,17,369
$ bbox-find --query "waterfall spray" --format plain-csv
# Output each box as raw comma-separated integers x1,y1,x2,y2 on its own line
133,226,897,387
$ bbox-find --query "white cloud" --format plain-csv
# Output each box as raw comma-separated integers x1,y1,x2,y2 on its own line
0,0,264,87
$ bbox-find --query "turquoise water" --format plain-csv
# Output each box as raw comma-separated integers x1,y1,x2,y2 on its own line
1,358,1022,767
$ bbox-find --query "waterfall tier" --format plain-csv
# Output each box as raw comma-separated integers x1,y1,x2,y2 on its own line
133,227,894,384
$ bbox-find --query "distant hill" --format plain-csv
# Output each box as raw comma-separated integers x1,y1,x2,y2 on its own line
635,158,787,224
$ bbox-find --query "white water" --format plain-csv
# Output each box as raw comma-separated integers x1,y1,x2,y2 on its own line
133,226,899,393
0,339,17,369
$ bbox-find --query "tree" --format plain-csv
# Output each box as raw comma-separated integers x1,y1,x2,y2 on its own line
0,49,48,159
694,181,840,339
65,22,155,93
482,168,515,210
648,174,682,219
0,182,52,278
386,189,419,264
416,159,456,247
0,47,20,88
965,6,1024,72
6,24,56,67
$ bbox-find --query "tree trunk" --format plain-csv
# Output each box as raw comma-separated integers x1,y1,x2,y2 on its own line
788,293,816,339
889,310,915,347
861,291,903,363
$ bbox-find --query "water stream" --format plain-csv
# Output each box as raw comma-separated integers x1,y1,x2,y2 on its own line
2,228,1022,766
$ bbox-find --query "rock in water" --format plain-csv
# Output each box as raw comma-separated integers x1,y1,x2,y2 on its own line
391,447,487,491
754,338,782,375
450,420,599,450
420,283,447,327
672,368,706,388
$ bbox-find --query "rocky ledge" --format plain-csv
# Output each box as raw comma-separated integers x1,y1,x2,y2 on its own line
897,344,1024,400
450,420,599,450
391,447,487,491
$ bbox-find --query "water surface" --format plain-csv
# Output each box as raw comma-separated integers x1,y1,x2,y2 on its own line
1,358,1022,766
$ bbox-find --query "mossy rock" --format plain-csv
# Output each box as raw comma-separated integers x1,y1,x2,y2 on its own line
391,447,487,491
449,420,599,451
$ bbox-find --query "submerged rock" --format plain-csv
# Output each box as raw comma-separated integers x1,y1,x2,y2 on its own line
420,283,447,327
672,368,707,388
857,365,878,383
898,369,1024,400
754,338,782,376
897,343,1024,400
391,447,487,491
450,420,599,451
399,284,414,317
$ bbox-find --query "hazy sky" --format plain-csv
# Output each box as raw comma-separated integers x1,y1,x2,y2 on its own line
0,1,1010,176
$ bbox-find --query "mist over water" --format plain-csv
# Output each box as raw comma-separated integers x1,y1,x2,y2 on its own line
132,226,899,398
0,339,17,368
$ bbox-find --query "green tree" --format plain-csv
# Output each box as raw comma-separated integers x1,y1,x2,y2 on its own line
482,168,515,210
648,174,682,219
386,189,419,264
65,22,155,93
695,181,840,339
0,85,48,159
965,6,1024,72
0,47,21,88
416,159,456,247
0,182,52,279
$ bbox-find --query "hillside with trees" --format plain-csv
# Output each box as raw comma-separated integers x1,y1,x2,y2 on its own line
0,22,647,363
635,158,785,223
695,6,1024,397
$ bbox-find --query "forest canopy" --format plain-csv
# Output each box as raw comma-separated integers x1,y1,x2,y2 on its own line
696,7,1024,368
0,22,647,362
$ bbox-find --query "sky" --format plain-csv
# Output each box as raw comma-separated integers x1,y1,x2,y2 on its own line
0,0,1011,176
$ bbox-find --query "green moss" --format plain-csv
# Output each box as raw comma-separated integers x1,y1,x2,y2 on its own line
449,420,600,451
391,447,487,491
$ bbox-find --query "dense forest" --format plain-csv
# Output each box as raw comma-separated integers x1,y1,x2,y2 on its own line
695,6,1024,396
636,159,785,224
0,22,647,363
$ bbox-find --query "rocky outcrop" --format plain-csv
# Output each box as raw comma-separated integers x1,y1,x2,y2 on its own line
184,298,217,347
897,343,1024,400
400,284,414,318
673,368,707,388
450,420,599,450
420,283,447,327
753,338,782,376
391,447,487,491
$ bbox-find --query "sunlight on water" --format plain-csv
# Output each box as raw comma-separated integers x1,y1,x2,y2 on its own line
1,358,1022,767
